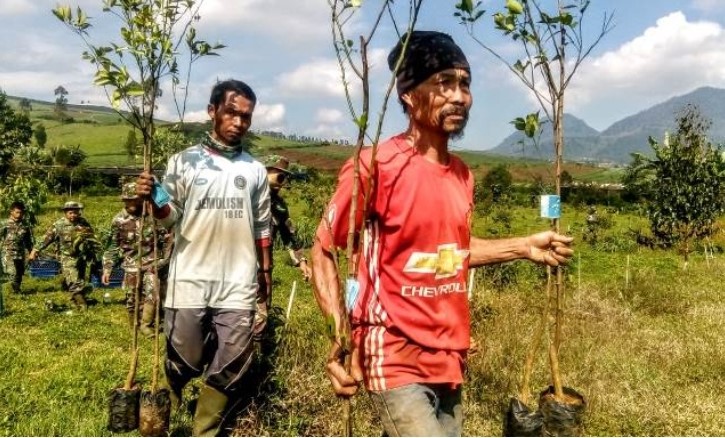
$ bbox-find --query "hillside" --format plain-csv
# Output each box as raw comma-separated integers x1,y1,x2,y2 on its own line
489,86,725,164
7,96,622,183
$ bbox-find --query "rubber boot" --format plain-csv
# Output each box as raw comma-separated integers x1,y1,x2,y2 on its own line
192,385,229,437
139,301,155,338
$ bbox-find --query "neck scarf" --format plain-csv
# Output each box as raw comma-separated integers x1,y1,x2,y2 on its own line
202,133,243,159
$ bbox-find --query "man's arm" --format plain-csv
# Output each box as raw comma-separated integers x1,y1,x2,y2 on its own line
29,224,58,260
136,153,185,226
136,171,174,222
251,164,273,336
101,219,121,285
278,216,311,281
255,242,272,306
469,231,574,268
311,234,363,397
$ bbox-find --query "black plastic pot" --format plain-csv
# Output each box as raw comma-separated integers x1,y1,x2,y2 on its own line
539,386,586,437
504,397,544,437
108,386,140,432
139,388,171,437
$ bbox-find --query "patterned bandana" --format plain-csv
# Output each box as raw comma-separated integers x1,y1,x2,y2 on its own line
388,30,470,96
202,133,244,159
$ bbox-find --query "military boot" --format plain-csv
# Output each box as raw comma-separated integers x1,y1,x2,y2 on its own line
192,384,229,437
139,301,155,338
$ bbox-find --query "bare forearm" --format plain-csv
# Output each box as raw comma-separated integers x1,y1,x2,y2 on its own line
469,236,529,268
256,243,273,304
311,239,343,322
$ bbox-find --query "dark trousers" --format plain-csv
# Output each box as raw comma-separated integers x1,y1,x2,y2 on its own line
164,307,256,394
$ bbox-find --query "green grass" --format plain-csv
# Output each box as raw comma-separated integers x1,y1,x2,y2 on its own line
1,194,724,435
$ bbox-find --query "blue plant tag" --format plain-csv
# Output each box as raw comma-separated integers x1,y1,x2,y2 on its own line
152,181,171,208
540,195,561,219
345,278,360,312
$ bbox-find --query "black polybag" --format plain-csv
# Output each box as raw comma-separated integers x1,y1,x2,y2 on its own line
108,386,140,432
539,386,586,437
504,397,544,436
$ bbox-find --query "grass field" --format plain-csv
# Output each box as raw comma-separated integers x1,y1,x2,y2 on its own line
0,192,724,436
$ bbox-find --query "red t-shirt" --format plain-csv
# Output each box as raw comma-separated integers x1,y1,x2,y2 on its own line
317,134,474,390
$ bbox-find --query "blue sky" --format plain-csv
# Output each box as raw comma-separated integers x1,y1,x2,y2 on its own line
1,0,725,151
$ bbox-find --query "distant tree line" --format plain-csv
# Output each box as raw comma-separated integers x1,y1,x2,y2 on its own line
253,130,351,146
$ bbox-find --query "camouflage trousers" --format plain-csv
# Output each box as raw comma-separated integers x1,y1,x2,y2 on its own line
123,270,167,314
2,256,25,293
60,255,87,298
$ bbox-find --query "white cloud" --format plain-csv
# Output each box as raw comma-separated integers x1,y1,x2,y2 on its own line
275,59,352,98
252,103,286,132
0,35,82,72
315,108,344,124
691,0,725,12
567,12,725,125
0,0,36,16
197,0,329,43
274,48,390,99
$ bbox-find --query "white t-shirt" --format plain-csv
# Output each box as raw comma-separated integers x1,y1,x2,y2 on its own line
159,144,271,309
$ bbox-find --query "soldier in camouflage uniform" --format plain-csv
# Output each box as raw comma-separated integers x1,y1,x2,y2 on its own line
264,155,311,281
102,182,172,336
29,201,95,310
0,202,34,293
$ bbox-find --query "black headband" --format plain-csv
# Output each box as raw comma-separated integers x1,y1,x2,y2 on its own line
388,30,470,96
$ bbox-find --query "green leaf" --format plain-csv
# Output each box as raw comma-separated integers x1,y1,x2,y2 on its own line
505,0,523,15
524,112,540,138
111,89,122,109
457,0,474,14
511,117,526,132
513,59,529,73
52,5,71,23
355,113,368,130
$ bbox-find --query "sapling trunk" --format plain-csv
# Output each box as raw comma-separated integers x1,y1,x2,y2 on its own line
520,269,552,405
124,210,144,391
125,141,152,390
151,229,160,393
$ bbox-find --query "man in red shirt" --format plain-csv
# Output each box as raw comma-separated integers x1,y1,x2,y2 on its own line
311,30,574,436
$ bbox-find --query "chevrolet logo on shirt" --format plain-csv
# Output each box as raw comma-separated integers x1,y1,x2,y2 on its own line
403,243,469,279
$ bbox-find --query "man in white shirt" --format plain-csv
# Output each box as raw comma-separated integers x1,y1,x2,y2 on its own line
137,79,272,436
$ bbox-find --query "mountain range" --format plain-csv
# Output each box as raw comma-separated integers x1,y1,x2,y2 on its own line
488,86,725,164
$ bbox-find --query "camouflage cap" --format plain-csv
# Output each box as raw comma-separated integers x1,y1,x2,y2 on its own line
121,182,139,200
62,201,84,210
262,155,292,174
